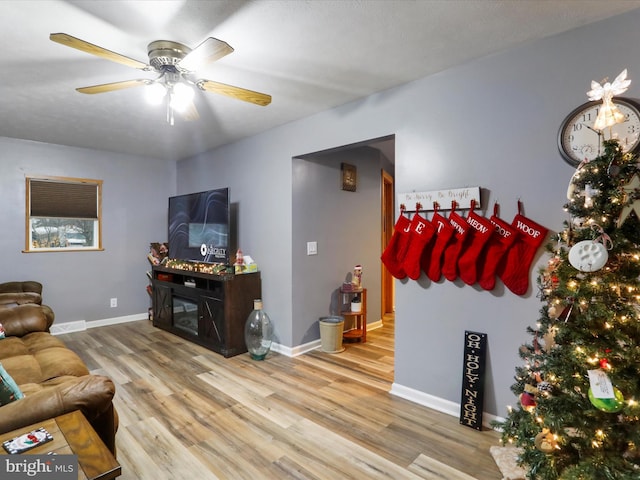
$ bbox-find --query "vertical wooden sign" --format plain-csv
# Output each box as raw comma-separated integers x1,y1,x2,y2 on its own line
460,331,487,430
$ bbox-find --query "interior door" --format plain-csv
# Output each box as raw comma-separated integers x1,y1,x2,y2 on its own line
381,170,394,315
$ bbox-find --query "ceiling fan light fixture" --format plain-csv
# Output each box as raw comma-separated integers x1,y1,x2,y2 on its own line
145,82,167,105
169,82,195,112
49,32,271,126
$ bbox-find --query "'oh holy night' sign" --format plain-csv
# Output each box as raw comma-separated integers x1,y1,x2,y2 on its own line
459,331,487,430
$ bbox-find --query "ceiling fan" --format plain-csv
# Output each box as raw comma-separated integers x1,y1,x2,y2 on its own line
50,33,272,124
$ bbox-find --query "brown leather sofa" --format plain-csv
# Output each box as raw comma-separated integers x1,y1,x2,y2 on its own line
0,283,118,455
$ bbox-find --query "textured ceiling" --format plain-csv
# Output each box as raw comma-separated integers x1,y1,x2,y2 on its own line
2,0,640,161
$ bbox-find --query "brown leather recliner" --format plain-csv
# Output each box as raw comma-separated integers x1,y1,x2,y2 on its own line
0,280,44,307
0,302,118,456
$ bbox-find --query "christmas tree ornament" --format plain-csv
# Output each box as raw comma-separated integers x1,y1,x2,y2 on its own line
623,443,640,462
541,253,561,294
588,387,624,413
617,174,640,226
568,225,612,272
583,184,599,208
587,69,631,131
607,156,621,177
571,216,587,228
567,160,587,199
537,381,554,395
420,204,455,282
520,391,537,412
556,301,575,322
535,429,559,453
599,357,611,370
587,368,625,413
568,241,609,272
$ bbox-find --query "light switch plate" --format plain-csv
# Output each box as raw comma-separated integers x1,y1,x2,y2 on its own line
307,241,318,255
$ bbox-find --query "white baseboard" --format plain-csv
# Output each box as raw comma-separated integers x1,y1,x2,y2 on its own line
390,382,505,429
51,313,147,335
86,313,147,329
271,339,321,357
274,319,383,357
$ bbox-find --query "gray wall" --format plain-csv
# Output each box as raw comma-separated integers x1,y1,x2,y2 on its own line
0,137,174,323
177,10,640,417
292,147,383,346
1,9,636,419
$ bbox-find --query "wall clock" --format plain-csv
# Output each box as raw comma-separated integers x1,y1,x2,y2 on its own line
557,97,640,167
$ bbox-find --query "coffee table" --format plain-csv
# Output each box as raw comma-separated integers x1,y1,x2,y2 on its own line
0,410,121,480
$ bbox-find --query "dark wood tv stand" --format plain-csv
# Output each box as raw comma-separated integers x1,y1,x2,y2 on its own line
151,265,261,358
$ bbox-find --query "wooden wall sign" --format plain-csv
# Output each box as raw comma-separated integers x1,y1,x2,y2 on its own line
459,330,487,430
398,186,480,211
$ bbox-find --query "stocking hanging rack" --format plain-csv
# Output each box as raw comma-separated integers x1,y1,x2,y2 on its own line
398,186,480,212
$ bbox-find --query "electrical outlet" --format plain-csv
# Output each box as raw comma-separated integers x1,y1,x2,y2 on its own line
110,298,117,308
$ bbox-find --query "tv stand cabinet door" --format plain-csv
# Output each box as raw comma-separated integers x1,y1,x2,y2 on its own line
153,284,172,328
200,295,225,352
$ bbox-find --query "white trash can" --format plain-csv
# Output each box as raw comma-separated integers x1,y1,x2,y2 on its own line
319,316,345,353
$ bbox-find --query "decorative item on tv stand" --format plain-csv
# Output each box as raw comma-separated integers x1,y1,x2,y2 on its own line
146,242,169,321
340,264,367,343
244,299,273,360
234,248,259,274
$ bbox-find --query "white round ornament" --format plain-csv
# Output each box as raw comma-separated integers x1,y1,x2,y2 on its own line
568,240,608,272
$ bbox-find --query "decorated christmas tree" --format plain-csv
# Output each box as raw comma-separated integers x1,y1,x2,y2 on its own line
497,71,640,478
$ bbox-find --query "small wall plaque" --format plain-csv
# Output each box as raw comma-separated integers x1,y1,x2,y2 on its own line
341,163,357,192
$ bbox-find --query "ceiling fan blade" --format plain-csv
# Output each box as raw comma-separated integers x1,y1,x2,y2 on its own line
50,33,150,70
197,80,271,106
178,37,234,71
76,79,149,94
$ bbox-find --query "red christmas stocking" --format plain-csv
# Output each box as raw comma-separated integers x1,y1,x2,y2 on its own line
381,213,412,279
421,209,454,281
402,213,435,280
497,202,549,295
458,201,494,285
477,205,517,291
441,209,472,282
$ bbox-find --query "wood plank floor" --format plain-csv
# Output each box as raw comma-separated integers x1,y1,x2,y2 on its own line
59,316,502,479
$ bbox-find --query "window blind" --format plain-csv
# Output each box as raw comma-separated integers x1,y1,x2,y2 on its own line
29,179,98,219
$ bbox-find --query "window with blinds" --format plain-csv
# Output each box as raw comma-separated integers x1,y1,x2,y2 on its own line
25,176,103,251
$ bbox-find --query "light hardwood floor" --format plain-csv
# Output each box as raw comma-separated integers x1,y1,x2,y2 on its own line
59,316,502,479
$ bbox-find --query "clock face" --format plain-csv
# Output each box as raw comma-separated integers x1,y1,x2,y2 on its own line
558,99,640,167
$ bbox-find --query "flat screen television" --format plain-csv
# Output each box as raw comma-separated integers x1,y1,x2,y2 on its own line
168,188,230,264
